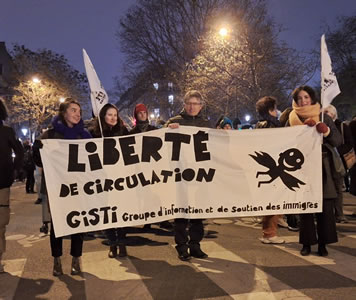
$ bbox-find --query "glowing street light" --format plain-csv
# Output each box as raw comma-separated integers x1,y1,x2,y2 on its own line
150,113,155,119
59,97,65,103
32,77,41,84
219,27,228,37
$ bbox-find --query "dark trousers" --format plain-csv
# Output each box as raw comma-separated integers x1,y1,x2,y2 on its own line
299,199,338,246
25,170,35,192
50,223,83,257
106,228,127,246
174,218,204,252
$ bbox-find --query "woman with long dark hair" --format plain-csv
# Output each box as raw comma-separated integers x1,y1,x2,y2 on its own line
282,86,342,256
90,103,129,258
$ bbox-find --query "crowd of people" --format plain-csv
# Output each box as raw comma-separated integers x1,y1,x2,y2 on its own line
0,85,355,275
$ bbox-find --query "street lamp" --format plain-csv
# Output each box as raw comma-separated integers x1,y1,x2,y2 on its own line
59,97,65,103
21,128,28,136
219,27,228,37
32,77,41,84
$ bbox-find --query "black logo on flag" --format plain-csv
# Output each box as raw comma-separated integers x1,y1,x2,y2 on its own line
249,148,306,191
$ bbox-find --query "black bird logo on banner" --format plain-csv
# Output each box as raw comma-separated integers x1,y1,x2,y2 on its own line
249,148,306,191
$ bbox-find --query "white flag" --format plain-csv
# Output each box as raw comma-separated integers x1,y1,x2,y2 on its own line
83,49,108,116
321,34,340,108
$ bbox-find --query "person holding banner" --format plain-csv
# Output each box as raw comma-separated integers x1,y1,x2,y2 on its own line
283,86,342,256
33,98,91,276
164,90,211,261
90,103,130,258
255,96,285,244
0,98,23,273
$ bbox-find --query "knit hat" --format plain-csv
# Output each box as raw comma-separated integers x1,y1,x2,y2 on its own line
219,117,233,129
134,103,148,120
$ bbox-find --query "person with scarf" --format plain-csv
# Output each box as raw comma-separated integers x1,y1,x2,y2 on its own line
281,86,342,256
0,98,23,273
89,103,129,258
164,90,211,261
255,96,285,244
129,103,173,231
33,98,91,276
129,103,157,134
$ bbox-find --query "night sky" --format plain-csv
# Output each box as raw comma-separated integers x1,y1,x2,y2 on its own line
1,0,356,95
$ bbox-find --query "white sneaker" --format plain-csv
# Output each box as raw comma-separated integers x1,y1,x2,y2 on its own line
259,236,285,244
277,218,288,228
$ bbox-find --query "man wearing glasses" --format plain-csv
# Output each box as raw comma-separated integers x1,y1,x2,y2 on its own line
164,90,211,261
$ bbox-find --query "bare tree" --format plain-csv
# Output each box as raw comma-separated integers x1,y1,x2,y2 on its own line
325,16,356,119
8,45,89,133
184,1,316,120
117,0,316,121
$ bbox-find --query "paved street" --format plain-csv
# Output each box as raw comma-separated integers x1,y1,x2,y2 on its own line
1,182,356,300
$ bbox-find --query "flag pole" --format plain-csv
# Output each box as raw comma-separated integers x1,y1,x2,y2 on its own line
320,34,340,123
83,49,109,138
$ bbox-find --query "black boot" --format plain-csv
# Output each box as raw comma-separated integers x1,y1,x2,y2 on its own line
189,244,208,259
176,245,191,261
71,257,81,275
118,244,127,257
53,257,63,276
108,245,117,258
300,245,311,256
318,244,328,256
40,223,49,234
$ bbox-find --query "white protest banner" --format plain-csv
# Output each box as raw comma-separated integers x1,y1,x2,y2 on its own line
40,126,322,237
321,34,340,109
83,49,108,116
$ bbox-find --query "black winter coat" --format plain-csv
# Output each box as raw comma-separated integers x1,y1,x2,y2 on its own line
129,122,157,134
0,124,24,189
164,109,210,128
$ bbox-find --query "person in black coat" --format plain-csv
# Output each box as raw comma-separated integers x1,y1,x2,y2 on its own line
33,98,91,276
324,104,354,222
90,103,129,258
129,103,173,231
129,103,157,134
255,96,285,244
0,98,24,273
282,86,342,257
164,90,211,261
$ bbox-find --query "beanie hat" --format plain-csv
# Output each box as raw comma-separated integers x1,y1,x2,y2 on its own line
134,103,148,120
219,117,233,129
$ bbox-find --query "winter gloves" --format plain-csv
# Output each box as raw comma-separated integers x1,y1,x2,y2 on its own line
304,118,330,137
